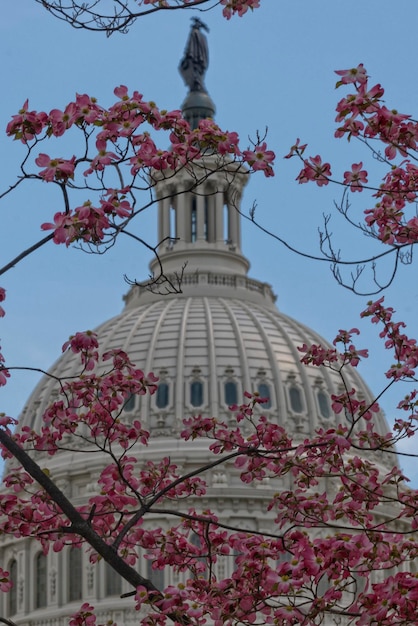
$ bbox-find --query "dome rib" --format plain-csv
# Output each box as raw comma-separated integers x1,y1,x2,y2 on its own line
217,298,251,394
118,300,164,354
257,305,321,434
203,297,217,417
175,297,192,431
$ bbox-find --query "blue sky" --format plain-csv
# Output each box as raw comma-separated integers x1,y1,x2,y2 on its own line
2,1,418,480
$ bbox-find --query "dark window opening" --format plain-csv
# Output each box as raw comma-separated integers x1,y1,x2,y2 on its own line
69,547,82,601
224,381,238,406
258,383,271,409
223,202,229,243
191,197,197,243
289,387,303,413
156,383,169,409
8,560,17,616
190,533,208,580
204,197,209,242
105,562,122,597
124,393,135,412
190,380,203,407
35,553,47,609
317,390,331,418
146,558,165,591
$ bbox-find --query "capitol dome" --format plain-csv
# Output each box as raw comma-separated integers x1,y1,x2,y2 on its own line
0,21,393,626
19,277,387,444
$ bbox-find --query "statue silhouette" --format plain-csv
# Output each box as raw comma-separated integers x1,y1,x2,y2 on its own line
179,18,210,93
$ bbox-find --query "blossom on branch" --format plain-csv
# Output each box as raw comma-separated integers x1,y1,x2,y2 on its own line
343,161,368,191
220,0,261,19
0,287,5,318
35,154,76,182
0,567,11,592
242,142,275,177
284,137,307,159
296,155,331,186
335,63,368,86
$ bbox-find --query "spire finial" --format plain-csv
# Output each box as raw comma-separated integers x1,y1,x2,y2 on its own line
179,18,215,129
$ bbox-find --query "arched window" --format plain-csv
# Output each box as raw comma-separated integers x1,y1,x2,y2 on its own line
8,559,17,616
124,393,135,412
35,552,47,609
190,380,203,408
69,547,82,601
258,383,271,409
156,383,169,409
105,562,122,597
317,389,331,418
289,387,303,413
224,381,238,406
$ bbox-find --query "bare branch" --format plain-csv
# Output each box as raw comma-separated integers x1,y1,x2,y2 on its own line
36,0,217,35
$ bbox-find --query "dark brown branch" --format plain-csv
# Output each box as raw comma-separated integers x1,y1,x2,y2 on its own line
0,233,54,277
0,428,189,625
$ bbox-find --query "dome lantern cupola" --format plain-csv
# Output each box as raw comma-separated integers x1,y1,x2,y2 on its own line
148,20,250,282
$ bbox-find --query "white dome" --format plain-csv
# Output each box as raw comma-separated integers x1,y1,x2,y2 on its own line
18,275,389,443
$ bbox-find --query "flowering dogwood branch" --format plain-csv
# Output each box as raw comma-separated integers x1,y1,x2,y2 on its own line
278,64,418,293
1,86,274,291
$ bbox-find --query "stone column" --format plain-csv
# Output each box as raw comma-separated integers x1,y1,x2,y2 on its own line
196,190,206,241
159,195,171,242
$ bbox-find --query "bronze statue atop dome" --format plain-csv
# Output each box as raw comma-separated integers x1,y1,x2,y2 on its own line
179,18,210,93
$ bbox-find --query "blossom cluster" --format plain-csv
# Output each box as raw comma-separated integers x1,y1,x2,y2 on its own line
6,87,274,247
220,0,261,20
285,64,418,248
1,325,418,625
141,0,263,20
361,297,418,380
4,60,418,626
299,327,368,370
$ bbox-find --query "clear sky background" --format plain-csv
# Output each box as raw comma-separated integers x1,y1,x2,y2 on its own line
2,1,418,481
